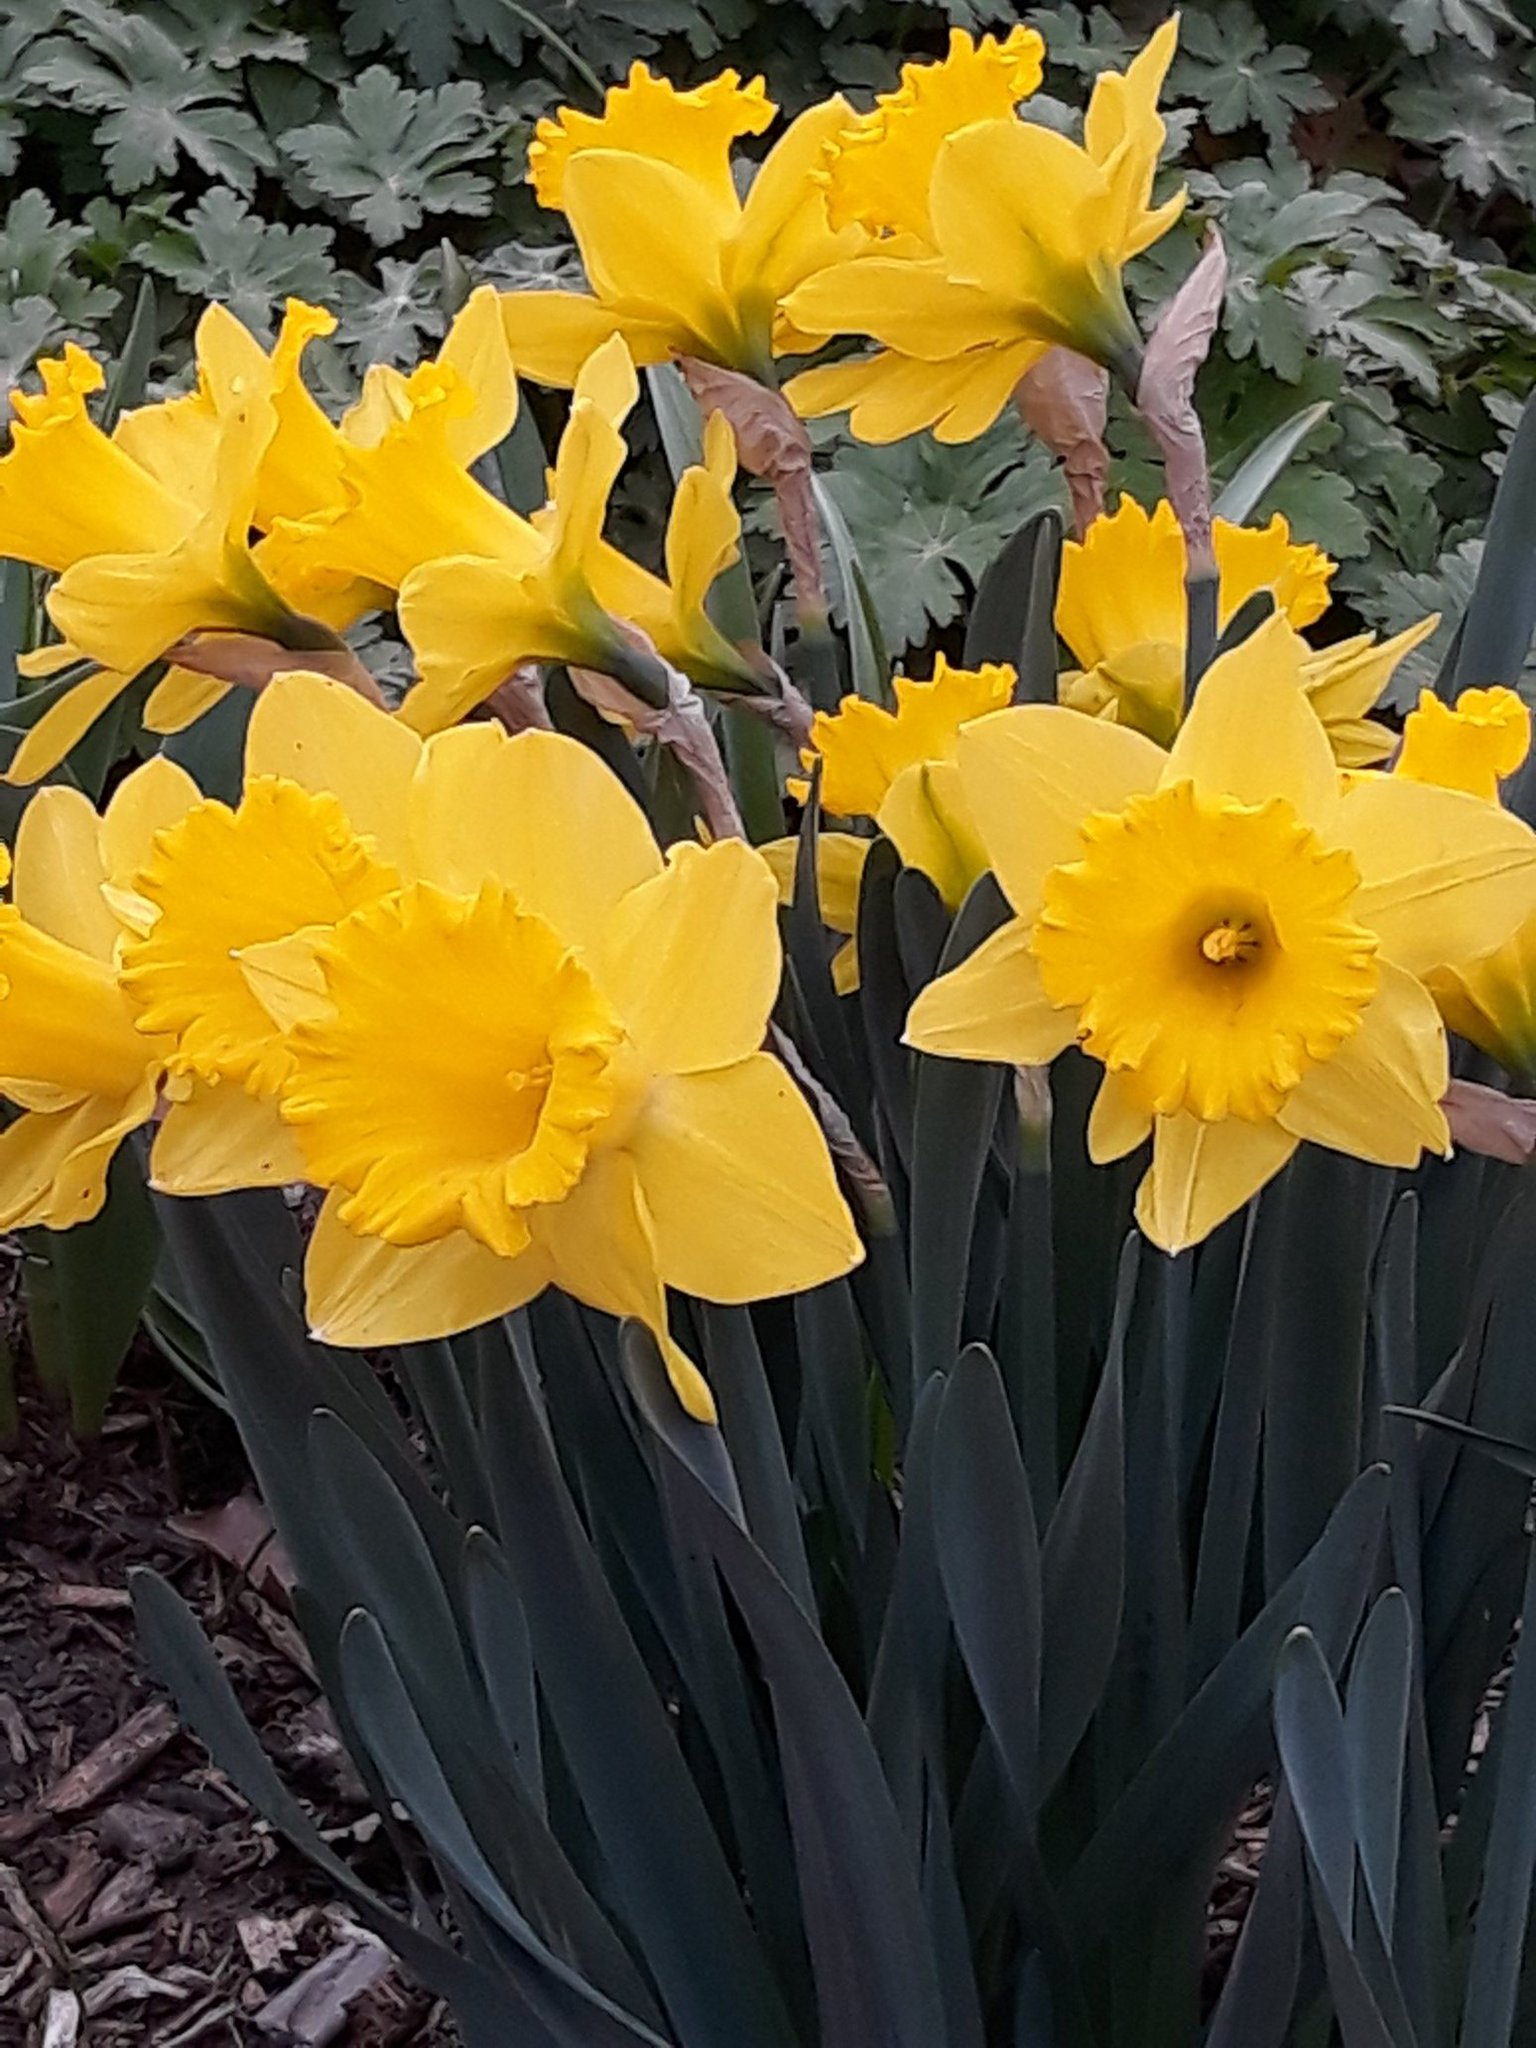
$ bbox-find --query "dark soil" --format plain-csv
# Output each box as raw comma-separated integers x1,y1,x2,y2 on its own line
0,1347,455,2047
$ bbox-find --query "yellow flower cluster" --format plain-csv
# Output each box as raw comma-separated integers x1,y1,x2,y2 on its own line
3,16,1533,1311
0,295,760,782
0,674,862,1420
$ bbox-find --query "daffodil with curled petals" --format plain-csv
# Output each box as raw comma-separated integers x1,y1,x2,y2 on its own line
499,66,868,387
905,617,1536,1252
395,338,761,734
785,20,1184,443
1054,494,1435,761
145,671,861,1416
0,756,211,1224
0,340,302,780
1384,685,1536,1076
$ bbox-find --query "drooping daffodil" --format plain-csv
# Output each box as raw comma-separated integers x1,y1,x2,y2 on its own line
500,65,869,388
395,336,762,734
905,617,1536,1252
128,671,862,1417
0,340,303,781
1054,494,1436,762
784,19,1184,444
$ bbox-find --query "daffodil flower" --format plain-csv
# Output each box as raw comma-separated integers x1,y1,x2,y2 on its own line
500,66,868,387
0,757,213,1224
905,618,1536,1253
135,671,861,1416
395,338,761,735
1053,494,1435,760
785,20,1185,444
1381,685,1536,1077
0,343,301,781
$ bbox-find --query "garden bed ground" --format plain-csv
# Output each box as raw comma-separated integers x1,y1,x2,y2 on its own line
0,1349,455,2048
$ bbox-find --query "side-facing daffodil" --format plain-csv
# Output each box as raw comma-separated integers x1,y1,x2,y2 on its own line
1054,494,1435,761
137,671,861,1416
784,20,1184,443
1384,685,1536,1075
0,756,207,1223
762,657,1016,987
500,65,868,387
396,338,761,734
906,617,1536,1252
0,341,301,780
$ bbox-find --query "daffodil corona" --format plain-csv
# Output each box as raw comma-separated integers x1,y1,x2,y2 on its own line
906,619,1536,1251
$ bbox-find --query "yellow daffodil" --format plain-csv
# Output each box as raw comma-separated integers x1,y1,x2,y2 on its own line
0,756,212,1224
905,617,1536,1253
501,65,868,387
396,339,760,734
784,20,1184,443
0,341,300,780
1054,494,1434,762
1395,685,1531,800
148,671,861,1414
1383,685,1536,1075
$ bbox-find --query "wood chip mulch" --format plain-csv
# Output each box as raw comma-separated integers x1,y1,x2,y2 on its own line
0,1353,456,2048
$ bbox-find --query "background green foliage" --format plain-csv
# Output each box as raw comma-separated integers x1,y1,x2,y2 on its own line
2,0,1536,697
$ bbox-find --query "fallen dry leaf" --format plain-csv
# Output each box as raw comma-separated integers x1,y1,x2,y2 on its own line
169,1493,295,1606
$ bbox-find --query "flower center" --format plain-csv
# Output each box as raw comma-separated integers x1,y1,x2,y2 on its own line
1199,917,1262,966
1031,780,1380,1122
281,880,630,1260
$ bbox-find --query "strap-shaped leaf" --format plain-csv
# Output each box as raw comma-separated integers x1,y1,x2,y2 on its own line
962,507,1062,700
1345,1590,1412,1943
478,1338,799,2048
1461,1539,1536,2048
663,1437,950,2048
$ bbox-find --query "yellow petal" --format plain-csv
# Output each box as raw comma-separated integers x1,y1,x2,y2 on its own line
1087,1068,1152,1163
1135,1113,1297,1255
236,930,331,1033
4,667,135,786
535,1147,717,1421
500,291,677,389
530,65,773,216
956,705,1163,919
904,915,1077,1064
1160,613,1338,831
13,785,116,960
600,837,779,1074
629,1052,862,1302
729,96,864,303
877,759,989,910
150,1079,308,1195
784,258,1031,361
0,1077,157,1230
409,724,662,953
786,344,1042,445
1057,497,1186,672
143,667,230,736
305,1189,549,1347
436,285,520,466
562,152,741,368
665,411,741,622
1337,776,1536,978
98,754,202,900
1277,960,1449,1168
246,670,422,871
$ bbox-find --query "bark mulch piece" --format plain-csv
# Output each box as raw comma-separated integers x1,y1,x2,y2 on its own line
0,1355,452,2048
